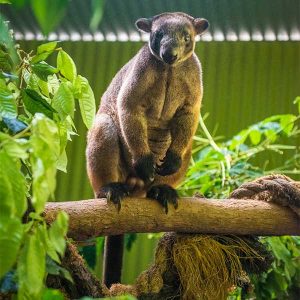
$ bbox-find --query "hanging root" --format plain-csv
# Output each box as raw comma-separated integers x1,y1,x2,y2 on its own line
135,233,272,300
43,233,273,299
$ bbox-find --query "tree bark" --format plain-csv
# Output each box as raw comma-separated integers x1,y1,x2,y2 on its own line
44,197,300,241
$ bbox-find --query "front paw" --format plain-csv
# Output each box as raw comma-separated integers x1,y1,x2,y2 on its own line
97,182,129,211
147,184,178,214
133,154,155,183
156,150,182,176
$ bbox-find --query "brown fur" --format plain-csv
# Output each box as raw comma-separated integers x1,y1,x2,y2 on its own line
86,12,209,286
86,12,208,194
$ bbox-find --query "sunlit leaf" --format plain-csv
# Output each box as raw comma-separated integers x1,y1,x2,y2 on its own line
1,137,28,160
37,41,58,55
0,217,23,278
30,114,59,213
52,82,75,119
0,151,27,219
42,288,64,300
0,79,17,119
57,50,76,81
48,211,69,257
31,41,58,63
37,224,60,263
249,129,262,145
17,231,46,299
279,114,297,135
74,75,95,129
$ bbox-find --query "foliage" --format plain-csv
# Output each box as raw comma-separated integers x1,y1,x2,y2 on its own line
178,104,300,299
0,20,95,299
2,0,106,36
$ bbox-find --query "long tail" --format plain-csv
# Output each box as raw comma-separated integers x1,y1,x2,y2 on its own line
103,234,124,288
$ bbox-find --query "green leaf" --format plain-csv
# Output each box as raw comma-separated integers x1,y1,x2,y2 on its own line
56,149,67,172
46,256,73,283
0,217,23,278
90,0,105,32
279,114,297,135
17,230,46,299
37,78,49,97
37,41,58,55
57,50,76,81
74,75,96,129
0,15,18,66
0,79,17,119
42,288,64,300
26,73,39,90
268,237,291,261
31,41,58,64
30,0,68,36
1,137,28,160
30,114,60,213
22,89,55,119
37,224,60,263
48,211,69,257
31,61,58,82
0,48,14,72
52,82,75,119
0,151,27,219
47,74,60,95
249,129,262,145
31,52,53,64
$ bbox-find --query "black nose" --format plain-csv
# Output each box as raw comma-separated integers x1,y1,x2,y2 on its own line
162,52,177,64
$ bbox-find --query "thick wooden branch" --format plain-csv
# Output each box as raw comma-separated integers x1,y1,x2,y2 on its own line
44,198,300,241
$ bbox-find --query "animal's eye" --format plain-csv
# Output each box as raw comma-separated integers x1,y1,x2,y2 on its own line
184,34,191,43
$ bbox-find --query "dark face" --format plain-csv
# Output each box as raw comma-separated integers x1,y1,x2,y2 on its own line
135,13,209,66
149,21,196,66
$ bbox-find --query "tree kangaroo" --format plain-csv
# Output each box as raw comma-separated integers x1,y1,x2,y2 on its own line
86,12,209,287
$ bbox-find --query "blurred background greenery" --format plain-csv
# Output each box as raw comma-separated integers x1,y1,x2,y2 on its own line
1,0,300,288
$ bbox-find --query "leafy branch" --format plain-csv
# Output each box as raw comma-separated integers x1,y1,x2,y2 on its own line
0,20,96,299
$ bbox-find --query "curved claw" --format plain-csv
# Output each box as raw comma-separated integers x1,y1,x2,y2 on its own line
146,184,178,214
99,182,129,212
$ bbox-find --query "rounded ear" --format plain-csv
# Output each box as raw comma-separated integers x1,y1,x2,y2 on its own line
193,18,209,35
135,18,152,33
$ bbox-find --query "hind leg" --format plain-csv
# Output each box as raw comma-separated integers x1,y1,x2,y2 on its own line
147,147,192,213
86,113,129,209
86,113,129,287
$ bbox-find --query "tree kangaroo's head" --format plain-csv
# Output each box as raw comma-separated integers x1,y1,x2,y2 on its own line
136,12,209,66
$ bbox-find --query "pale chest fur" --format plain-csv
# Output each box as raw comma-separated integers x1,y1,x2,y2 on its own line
144,60,201,124
143,60,202,158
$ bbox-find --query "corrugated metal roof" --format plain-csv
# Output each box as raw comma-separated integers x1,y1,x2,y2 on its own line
2,0,300,41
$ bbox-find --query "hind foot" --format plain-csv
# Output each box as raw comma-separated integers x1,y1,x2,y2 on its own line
97,182,130,211
147,184,178,214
